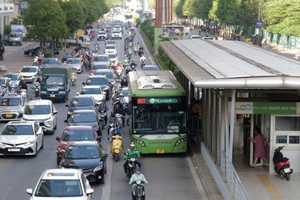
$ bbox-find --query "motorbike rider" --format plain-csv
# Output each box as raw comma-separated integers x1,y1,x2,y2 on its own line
109,127,124,139
120,77,128,88
9,86,18,94
130,60,137,71
98,100,108,126
124,143,142,176
113,99,125,126
18,77,28,91
129,167,148,189
107,112,120,135
125,64,132,75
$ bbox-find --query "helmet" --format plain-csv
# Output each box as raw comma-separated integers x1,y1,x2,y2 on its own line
135,167,140,171
111,113,115,117
130,142,135,147
21,77,24,81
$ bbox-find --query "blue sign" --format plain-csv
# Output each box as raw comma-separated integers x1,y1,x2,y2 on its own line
256,19,263,28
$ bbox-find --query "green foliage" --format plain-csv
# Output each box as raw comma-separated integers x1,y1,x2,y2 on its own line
79,0,108,26
237,0,257,29
215,0,239,25
156,47,178,73
4,25,10,35
60,0,85,36
183,0,196,17
24,0,68,41
175,0,185,18
140,20,155,49
44,52,54,58
194,0,213,20
263,0,300,36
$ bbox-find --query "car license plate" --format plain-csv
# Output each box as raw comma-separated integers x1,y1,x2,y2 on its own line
8,148,20,152
6,114,12,118
284,168,291,173
50,94,55,97
156,149,165,154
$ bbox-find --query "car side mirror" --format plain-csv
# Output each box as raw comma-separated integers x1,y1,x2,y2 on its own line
82,82,86,86
64,119,68,123
56,137,61,141
26,188,33,195
65,104,69,108
53,110,58,114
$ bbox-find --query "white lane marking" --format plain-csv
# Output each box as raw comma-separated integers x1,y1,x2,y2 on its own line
187,156,209,200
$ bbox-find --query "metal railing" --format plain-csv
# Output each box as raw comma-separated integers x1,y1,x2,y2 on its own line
224,153,251,200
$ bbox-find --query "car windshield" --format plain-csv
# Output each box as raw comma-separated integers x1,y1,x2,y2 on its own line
64,145,100,159
2,125,34,135
70,112,97,123
80,88,101,95
86,77,106,85
24,105,50,115
106,41,115,45
35,179,83,197
61,130,94,141
43,59,58,64
106,46,115,50
108,54,116,59
21,67,37,72
70,97,93,107
42,75,64,86
4,74,18,80
0,98,21,106
0,79,6,85
93,56,108,62
144,66,159,71
67,59,81,64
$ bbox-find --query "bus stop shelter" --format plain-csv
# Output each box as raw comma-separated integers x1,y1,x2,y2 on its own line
160,40,300,200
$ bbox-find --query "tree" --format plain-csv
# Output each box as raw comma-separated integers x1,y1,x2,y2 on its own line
60,0,85,36
215,0,239,25
23,0,68,43
262,0,300,37
175,0,185,19
183,0,196,17
80,0,109,26
194,0,213,20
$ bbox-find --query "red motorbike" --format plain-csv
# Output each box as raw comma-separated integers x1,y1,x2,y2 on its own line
273,146,293,181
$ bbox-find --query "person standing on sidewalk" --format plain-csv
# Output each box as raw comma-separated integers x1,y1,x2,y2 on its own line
249,127,267,168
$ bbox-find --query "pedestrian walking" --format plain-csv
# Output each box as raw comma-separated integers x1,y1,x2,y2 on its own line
249,127,267,168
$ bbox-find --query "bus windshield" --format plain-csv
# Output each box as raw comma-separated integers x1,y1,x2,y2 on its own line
132,103,186,134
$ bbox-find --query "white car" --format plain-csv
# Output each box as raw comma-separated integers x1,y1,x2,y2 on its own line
79,85,106,104
98,30,108,40
22,99,58,135
19,66,39,83
91,54,110,69
66,58,83,73
26,168,94,200
104,45,117,55
0,121,44,156
113,25,122,32
190,35,201,40
107,53,118,65
111,31,122,39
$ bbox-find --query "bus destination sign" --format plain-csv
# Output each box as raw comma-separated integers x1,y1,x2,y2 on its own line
136,97,181,104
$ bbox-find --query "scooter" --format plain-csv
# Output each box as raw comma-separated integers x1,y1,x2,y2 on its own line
99,109,107,129
34,82,40,97
110,134,123,162
131,180,146,200
273,146,293,181
71,71,77,86
126,157,139,178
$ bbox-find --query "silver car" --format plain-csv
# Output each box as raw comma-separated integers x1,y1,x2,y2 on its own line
22,99,57,135
66,58,83,74
0,95,26,121
26,168,94,200
0,121,44,156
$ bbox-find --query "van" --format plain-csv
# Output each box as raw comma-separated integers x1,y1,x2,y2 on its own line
8,32,23,46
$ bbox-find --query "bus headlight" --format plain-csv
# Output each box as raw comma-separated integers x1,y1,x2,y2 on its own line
175,138,187,146
133,139,146,147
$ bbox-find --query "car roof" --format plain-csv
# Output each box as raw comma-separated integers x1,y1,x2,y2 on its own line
22,66,38,68
73,109,96,114
1,94,22,99
64,125,94,131
95,69,113,73
40,168,82,180
82,85,102,89
27,99,52,105
88,75,107,78
69,141,98,146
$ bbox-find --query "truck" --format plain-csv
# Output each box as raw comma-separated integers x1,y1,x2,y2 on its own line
65,34,91,49
40,65,71,102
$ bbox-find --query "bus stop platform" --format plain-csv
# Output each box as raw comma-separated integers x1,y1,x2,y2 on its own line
190,139,300,200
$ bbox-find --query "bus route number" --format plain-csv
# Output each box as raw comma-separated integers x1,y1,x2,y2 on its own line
137,98,146,104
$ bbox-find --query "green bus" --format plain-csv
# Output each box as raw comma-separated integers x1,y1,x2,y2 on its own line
128,70,187,154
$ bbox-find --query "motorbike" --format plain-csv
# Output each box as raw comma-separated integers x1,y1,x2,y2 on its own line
110,134,123,162
116,66,123,78
126,157,139,178
108,122,121,135
273,146,293,181
70,68,77,86
99,109,107,129
34,82,40,97
20,89,27,102
131,180,146,200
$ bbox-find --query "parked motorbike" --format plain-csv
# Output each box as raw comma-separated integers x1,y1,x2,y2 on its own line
131,180,146,200
273,146,293,180
110,134,123,162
